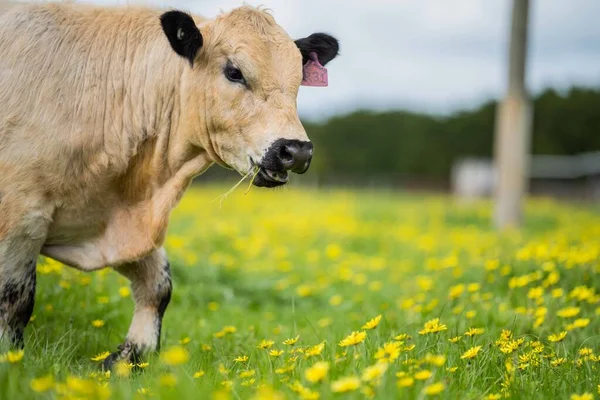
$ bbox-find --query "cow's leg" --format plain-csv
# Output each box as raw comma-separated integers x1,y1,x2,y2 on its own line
0,199,50,348
103,248,171,369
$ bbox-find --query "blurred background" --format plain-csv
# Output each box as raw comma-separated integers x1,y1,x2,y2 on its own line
92,0,600,201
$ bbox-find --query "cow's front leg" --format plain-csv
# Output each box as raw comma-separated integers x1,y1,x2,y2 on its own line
103,248,172,369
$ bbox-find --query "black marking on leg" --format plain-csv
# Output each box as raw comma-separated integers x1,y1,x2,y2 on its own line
1,260,36,347
102,341,141,371
155,262,172,352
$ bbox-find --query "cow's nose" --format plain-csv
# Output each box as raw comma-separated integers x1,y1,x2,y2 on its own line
278,140,313,174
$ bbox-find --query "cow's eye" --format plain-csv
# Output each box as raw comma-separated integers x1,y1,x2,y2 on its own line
225,64,246,85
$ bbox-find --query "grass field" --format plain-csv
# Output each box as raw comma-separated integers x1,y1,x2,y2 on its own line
1,186,599,399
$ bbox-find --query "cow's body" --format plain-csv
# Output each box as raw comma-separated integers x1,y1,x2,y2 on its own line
0,3,211,269
0,1,338,365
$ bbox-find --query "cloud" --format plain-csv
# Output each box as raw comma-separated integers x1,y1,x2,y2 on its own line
84,0,600,119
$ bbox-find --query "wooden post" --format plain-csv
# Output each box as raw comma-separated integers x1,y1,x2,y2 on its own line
494,0,532,229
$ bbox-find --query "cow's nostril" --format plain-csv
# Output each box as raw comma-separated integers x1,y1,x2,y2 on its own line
277,141,313,173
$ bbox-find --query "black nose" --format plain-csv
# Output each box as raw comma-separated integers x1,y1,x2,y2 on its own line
277,140,313,174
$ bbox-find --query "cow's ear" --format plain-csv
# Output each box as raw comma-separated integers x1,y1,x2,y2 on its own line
160,10,203,66
295,33,339,66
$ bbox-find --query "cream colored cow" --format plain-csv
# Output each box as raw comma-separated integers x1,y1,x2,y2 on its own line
0,2,338,367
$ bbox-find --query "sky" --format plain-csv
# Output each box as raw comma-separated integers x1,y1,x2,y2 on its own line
89,0,600,120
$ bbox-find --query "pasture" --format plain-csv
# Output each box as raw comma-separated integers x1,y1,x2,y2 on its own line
1,186,599,399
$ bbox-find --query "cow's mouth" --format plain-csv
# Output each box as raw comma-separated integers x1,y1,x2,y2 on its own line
248,158,288,188
253,167,288,188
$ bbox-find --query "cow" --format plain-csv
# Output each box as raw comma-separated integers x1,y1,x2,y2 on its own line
0,1,339,368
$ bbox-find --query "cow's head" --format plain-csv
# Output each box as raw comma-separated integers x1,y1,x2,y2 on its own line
160,7,338,187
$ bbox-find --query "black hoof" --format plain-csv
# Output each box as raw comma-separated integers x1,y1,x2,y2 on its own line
101,341,140,371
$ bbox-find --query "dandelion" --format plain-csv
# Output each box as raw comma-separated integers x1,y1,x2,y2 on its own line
418,318,447,335
448,335,462,343
0,350,24,363
423,382,445,396
361,362,388,382
118,286,131,298
179,337,191,345
193,370,206,378
557,307,580,318
548,331,567,343
339,331,367,347
160,346,189,366
257,339,275,349
239,370,255,378
91,351,111,362
283,335,299,346
570,394,593,400
362,315,382,330
305,342,325,357
464,327,484,336
137,362,149,369
30,375,55,393
305,361,329,383
397,377,414,388
579,348,593,357
269,349,284,357
461,346,482,360
91,319,105,328
551,358,567,367
414,370,432,380
331,376,361,393
115,361,132,378
234,355,249,363
159,373,177,387
374,341,401,363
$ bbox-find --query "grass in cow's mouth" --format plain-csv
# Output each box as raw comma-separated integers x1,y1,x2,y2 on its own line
2,187,600,399
213,166,260,207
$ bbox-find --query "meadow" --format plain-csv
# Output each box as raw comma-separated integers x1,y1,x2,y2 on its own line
1,186,599,399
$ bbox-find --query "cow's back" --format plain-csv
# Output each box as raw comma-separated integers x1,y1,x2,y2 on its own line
0,3,179,195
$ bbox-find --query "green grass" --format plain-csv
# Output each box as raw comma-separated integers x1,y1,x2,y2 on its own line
1,186,600,399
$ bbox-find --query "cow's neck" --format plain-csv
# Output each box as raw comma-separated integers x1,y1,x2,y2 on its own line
118,52,212,202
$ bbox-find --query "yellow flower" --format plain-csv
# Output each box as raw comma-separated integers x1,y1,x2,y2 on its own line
1,350,25,363
160,346,189,366
137,362,149,369
194,370,206,378
331,376,361,393
557,307,580,318
91,351,111,362
234,355,249,363
339,331,367,347
551,358,567,367
579,348,593,356
179,337,191,345
283,335,299,346
91,320,105,328
30,375,55,392
394,333,411,341
418,318,447,335
397,377,414,388
423,382,445,396
449,336,462,343
464,327,484,336
548,331,567,343
305,342,325,357
305,361,329,383
570,393,593,400
118,286,131,298
239,370,255,378
257,339,275,349
269,349,284,357
159,373,178,387
446,366,458,373
115,361,132,377
460,346,482,360
414,370,432,380
486,394,502,400
362,315,382,330
374,341,401,363
361,362,388,382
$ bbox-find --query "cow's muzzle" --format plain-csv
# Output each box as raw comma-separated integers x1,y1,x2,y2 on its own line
252,139,313,188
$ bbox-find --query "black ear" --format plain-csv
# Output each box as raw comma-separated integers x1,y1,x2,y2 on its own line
295,33,339,66
160,10,203,66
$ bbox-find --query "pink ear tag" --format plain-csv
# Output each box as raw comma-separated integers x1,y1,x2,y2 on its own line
301,52,328,87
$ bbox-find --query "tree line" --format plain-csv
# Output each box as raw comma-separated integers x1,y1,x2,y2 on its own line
303,87,600,183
